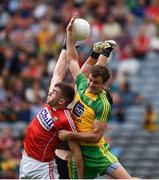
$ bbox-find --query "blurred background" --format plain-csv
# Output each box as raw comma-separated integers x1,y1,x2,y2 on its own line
0,0,159,178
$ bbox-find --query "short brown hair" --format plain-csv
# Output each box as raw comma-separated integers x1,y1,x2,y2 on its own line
91,65,110,83
55,82,75,105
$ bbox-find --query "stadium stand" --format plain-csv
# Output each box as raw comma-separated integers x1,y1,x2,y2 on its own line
108,52,159,179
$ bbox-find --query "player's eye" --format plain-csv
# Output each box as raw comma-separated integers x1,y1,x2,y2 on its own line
53,89,57,94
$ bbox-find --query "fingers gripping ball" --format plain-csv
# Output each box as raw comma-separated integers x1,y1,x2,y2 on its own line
73,18,91,41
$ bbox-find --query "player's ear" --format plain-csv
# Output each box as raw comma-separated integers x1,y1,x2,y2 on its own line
59,98,66,105
102,81,107,88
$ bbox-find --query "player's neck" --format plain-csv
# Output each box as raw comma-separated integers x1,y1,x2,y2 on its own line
51,104,65,110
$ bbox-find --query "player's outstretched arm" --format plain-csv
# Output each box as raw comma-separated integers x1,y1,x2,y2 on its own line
96,40,116,66
80,56,98,78
68,140,84,179
48,48,67,94
66,14,81,80
81,40,116,77
81,42,102,77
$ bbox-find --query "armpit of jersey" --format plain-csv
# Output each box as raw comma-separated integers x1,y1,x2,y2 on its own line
37,107,55,131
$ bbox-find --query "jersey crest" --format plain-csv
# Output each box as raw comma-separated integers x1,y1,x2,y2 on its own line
37,107,57,131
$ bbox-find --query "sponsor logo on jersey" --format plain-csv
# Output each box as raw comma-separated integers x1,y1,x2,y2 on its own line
72,101,84,117
37,107,57,131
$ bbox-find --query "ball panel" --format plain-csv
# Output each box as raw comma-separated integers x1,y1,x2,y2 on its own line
73,18,90,41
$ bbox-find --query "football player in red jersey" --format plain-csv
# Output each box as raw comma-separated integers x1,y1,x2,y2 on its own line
19,49,83,179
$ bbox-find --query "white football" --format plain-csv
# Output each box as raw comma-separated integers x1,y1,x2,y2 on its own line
73,18,91,41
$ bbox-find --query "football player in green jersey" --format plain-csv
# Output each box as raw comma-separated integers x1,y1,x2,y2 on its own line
58,14,132,179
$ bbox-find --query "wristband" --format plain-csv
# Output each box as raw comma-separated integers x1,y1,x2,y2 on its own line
90,51,100,59
101,48,112,57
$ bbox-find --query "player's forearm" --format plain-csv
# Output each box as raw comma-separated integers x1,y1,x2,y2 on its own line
74,155,84,179
81,56,97,77
96,54,109,66
68,139,84,179
66,32,79,80
49,49,67,93
66,32,78,63
68,131,101,142
53,49,67,78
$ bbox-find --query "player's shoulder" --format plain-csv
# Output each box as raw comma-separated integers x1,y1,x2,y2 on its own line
44,103,51,110
56,108,71,118
56,109,76,132
96,91,110,106
63,108,72,118
76,72,87,82
64,109,76,131
57,108,71,113
98,90,108,101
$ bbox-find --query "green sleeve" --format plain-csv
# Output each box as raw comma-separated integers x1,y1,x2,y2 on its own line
94,96,111,122
76,73,88,90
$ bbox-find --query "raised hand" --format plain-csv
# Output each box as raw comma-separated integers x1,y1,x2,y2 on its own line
66,13,78,35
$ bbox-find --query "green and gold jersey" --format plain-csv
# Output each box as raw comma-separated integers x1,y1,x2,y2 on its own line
72,73,111,146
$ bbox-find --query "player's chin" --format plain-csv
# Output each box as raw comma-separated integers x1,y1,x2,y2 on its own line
46,99,52,105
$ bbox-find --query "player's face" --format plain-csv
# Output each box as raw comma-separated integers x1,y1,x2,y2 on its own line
47,87,63,106
87,74,104,94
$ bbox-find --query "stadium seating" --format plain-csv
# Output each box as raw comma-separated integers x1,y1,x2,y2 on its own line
108,52,159,179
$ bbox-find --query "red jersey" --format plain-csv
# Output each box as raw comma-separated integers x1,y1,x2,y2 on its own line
24,104,76,162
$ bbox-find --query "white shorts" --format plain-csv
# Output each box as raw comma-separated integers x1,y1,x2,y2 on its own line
19,152,59,179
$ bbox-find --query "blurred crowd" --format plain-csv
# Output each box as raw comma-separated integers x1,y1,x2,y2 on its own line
0,0,159,178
